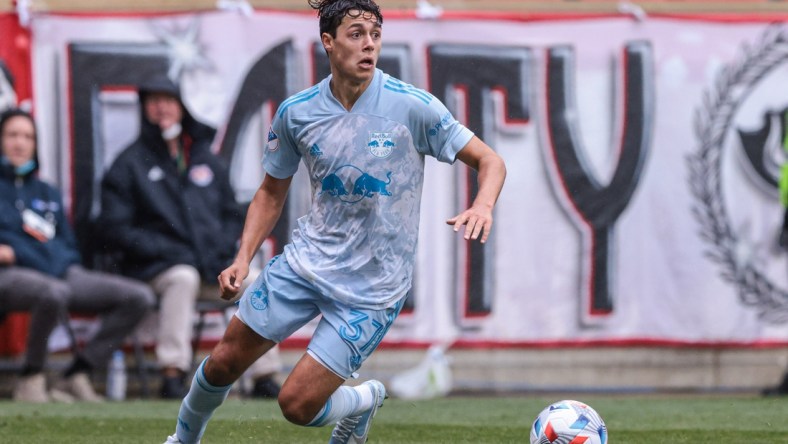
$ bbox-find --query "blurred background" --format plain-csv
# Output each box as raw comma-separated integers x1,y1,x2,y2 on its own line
1,0,788,398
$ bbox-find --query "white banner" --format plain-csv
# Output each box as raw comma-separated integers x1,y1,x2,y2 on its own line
27,11,788,347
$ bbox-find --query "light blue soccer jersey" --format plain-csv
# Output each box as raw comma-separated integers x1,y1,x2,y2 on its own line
263,69,474,309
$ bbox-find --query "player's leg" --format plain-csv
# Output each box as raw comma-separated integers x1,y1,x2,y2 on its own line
198,268,283,398
328,379,386,444
278,353,345,424
246,345,283,397
281,352,385,437
169,316,276,444
295,298,404,443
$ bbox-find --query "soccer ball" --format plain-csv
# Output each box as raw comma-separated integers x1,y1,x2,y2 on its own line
530,399,608,444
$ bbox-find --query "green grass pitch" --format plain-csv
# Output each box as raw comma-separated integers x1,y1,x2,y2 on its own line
1,394,787,443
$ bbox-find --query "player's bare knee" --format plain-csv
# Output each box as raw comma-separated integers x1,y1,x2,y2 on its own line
278,392,314,425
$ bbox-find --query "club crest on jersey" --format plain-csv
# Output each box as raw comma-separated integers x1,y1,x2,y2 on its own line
367,132,395,158
267,127,280,152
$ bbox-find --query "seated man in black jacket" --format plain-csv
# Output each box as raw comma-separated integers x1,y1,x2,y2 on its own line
98,76,282,399
0,108,155,402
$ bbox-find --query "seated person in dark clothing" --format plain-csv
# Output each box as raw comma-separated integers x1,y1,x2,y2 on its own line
98,76,281,399
0,109,155,402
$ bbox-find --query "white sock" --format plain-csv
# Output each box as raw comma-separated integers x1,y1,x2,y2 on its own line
175,357,232,443
306,383,375,427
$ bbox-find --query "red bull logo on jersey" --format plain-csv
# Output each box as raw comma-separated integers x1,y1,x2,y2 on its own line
320,164,393,203
368,132,395,158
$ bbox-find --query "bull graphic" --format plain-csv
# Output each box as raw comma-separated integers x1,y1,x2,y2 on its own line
320,173,348,196
367,139,394,148
353,171,392,197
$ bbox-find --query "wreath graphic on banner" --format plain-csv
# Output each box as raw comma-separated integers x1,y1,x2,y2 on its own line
688,24,788,323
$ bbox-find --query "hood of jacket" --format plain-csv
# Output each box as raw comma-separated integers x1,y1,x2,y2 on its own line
136,75,216,157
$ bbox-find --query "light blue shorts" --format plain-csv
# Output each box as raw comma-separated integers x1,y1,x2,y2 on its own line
236,254,404,379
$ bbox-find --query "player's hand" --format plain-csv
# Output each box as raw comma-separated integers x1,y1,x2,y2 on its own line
217,261,250,300
446,204,494,243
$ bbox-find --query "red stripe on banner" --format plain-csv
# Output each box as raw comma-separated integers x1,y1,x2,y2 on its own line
649,12,788,23
16,9,788,24
0,13,33,357
0,13,33,107
268,337,788,350
99,84,138,93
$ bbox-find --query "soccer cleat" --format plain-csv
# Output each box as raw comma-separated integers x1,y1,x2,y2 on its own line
329,380,387,444
13,373,50,403
329,416,361,444
162,434,200,444
55,372,104,402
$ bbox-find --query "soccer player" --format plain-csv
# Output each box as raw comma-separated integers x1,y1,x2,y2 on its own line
163,0,506,442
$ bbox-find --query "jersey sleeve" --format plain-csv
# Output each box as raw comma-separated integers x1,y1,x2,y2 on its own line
412,96,474,165
262,109,301,179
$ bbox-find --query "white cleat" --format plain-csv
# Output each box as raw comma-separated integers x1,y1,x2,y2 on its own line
329,380,387,444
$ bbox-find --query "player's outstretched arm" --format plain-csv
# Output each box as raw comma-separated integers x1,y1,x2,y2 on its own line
446,136,506,244
218,174,293,300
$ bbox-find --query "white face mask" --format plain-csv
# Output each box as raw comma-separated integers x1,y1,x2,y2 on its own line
161,122,182,141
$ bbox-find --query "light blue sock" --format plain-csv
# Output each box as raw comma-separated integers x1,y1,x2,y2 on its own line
175,357,232,443
306,383,375,427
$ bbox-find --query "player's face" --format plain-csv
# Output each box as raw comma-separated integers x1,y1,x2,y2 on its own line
143,92,183,130
1,115,35,167
324,10,381,84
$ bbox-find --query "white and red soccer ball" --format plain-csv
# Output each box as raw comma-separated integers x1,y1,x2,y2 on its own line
530,399,608,444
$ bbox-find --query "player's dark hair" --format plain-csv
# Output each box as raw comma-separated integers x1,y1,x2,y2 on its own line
308,0,383,38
